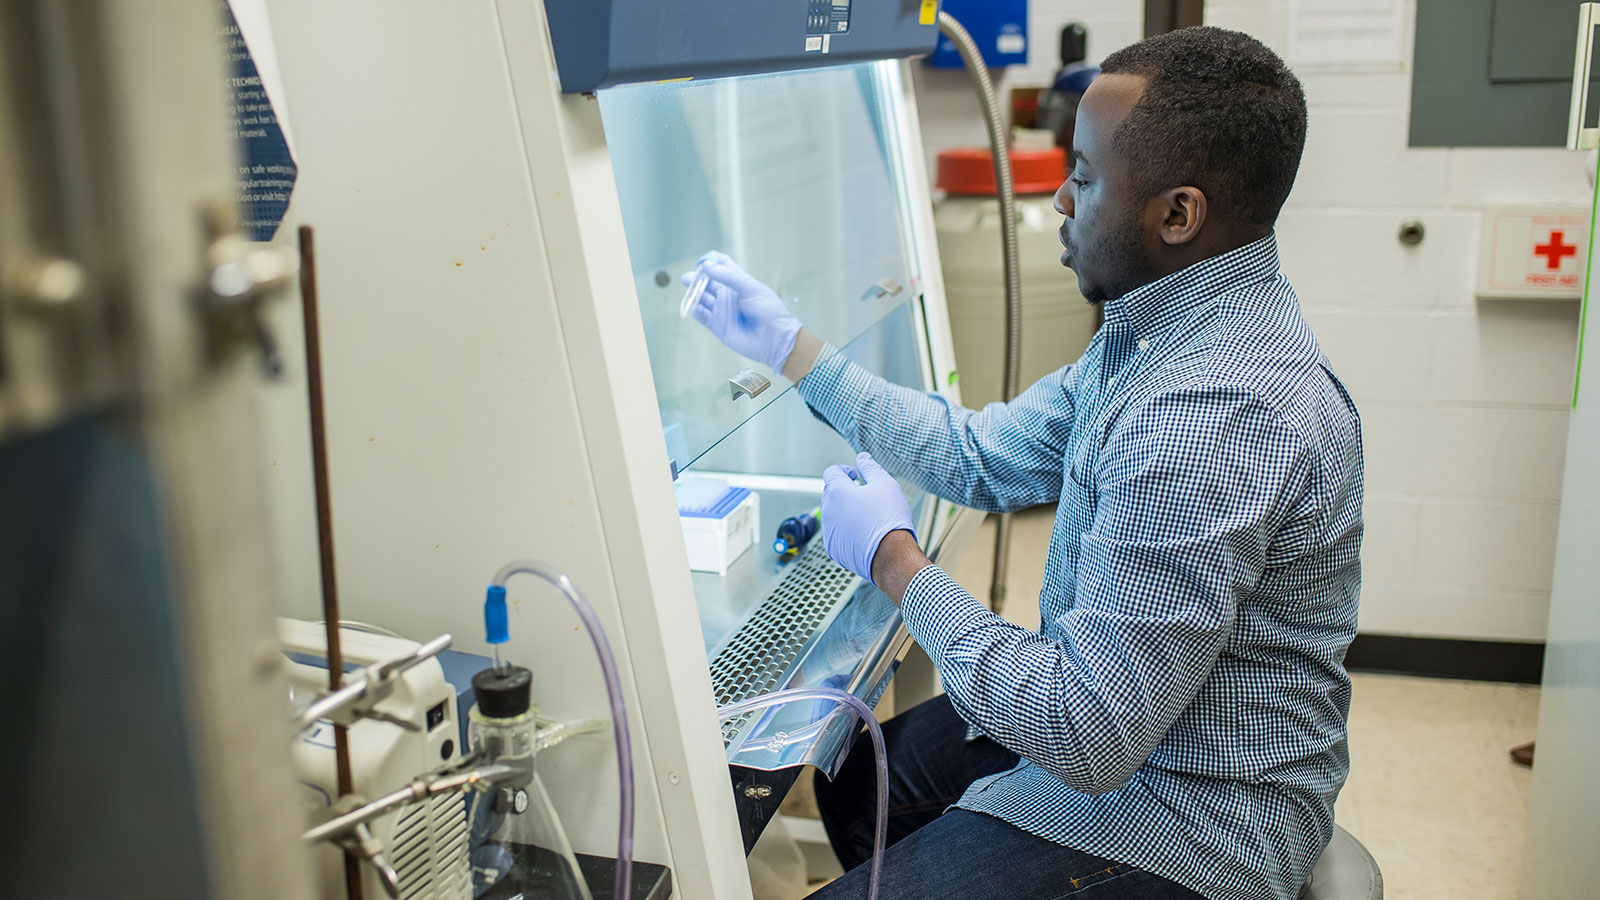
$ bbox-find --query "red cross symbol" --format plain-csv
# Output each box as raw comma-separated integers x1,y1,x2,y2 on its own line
1534,231,1578,270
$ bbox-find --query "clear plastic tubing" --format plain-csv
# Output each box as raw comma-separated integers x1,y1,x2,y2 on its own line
717,687,888,900
490,561,633,900
535,716,608,754
680,272,709,319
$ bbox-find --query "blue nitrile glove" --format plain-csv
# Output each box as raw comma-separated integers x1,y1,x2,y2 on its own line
820,452,916,585
682,251,802,373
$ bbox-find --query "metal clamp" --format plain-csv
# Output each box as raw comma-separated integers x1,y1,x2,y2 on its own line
5,253,87,311
303,762,519,845
318,801,401,899
304,764,515,900
728,368,771,400
198,200,300,376
293,633,453,732
1569,3,1600,150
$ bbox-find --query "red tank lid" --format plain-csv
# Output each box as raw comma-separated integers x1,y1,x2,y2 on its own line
936,146,1067,196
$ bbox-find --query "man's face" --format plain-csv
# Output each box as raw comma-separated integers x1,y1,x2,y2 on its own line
1055,74,1153,304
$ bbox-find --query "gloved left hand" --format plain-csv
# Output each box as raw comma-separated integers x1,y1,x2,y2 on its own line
821,452,916,584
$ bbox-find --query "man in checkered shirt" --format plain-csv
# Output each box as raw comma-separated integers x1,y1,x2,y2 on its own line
686,26,1362,900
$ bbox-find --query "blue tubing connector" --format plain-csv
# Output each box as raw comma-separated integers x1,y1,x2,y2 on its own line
484,584,509,644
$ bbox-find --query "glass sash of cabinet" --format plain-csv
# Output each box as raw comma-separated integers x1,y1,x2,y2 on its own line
601,60,941,772
599,60,925,475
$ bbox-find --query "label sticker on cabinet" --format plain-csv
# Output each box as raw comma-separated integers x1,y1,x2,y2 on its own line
219,1,297,241
805,35,823,52
920,0,937,25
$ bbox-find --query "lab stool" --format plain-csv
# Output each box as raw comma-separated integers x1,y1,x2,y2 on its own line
1298,826,1383,900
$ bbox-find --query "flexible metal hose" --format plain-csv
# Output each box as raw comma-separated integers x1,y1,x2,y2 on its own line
938,11,1023,615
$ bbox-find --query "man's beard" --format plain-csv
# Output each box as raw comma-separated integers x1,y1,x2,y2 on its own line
1079,211,1150,304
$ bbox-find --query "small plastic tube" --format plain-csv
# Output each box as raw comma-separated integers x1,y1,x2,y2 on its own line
680,272,709,319
717,687,888,900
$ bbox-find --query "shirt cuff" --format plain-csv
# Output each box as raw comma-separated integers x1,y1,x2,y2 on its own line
898,564,994,667
796,343,876,437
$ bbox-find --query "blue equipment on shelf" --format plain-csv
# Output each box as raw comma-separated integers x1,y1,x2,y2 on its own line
926,0,1028,68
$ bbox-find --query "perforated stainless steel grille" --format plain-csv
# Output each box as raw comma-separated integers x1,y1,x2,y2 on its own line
709,540,861,746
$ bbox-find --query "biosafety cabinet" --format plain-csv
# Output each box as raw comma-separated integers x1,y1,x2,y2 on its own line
260,2,983,896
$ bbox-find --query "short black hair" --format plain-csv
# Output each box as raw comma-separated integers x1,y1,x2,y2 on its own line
1099,27,1307,228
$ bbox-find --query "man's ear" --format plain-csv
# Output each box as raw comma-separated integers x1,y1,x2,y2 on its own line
1156,185,1207,246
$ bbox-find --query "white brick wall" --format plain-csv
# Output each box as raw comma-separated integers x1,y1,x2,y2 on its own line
915,0,1588,641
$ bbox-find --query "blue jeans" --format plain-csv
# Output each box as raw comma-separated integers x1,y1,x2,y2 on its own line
808,695,1206,900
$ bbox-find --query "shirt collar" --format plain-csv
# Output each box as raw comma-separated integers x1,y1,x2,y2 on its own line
1101,232,1281,338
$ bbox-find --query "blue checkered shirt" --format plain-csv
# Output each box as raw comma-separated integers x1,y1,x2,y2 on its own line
799,235,1363,900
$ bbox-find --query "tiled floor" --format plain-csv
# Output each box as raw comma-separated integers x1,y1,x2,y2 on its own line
943,508,1542,900
1336,673,1538,900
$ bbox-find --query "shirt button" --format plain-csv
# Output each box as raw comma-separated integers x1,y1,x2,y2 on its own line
1138,338,1150,351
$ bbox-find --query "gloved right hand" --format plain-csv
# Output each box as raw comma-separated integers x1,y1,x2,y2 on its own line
820,452,916,586
682,251,802,374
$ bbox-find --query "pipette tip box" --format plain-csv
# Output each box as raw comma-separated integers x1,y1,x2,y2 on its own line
676,478,759,575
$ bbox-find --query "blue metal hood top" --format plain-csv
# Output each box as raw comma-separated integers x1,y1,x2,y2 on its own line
542,0,940,93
